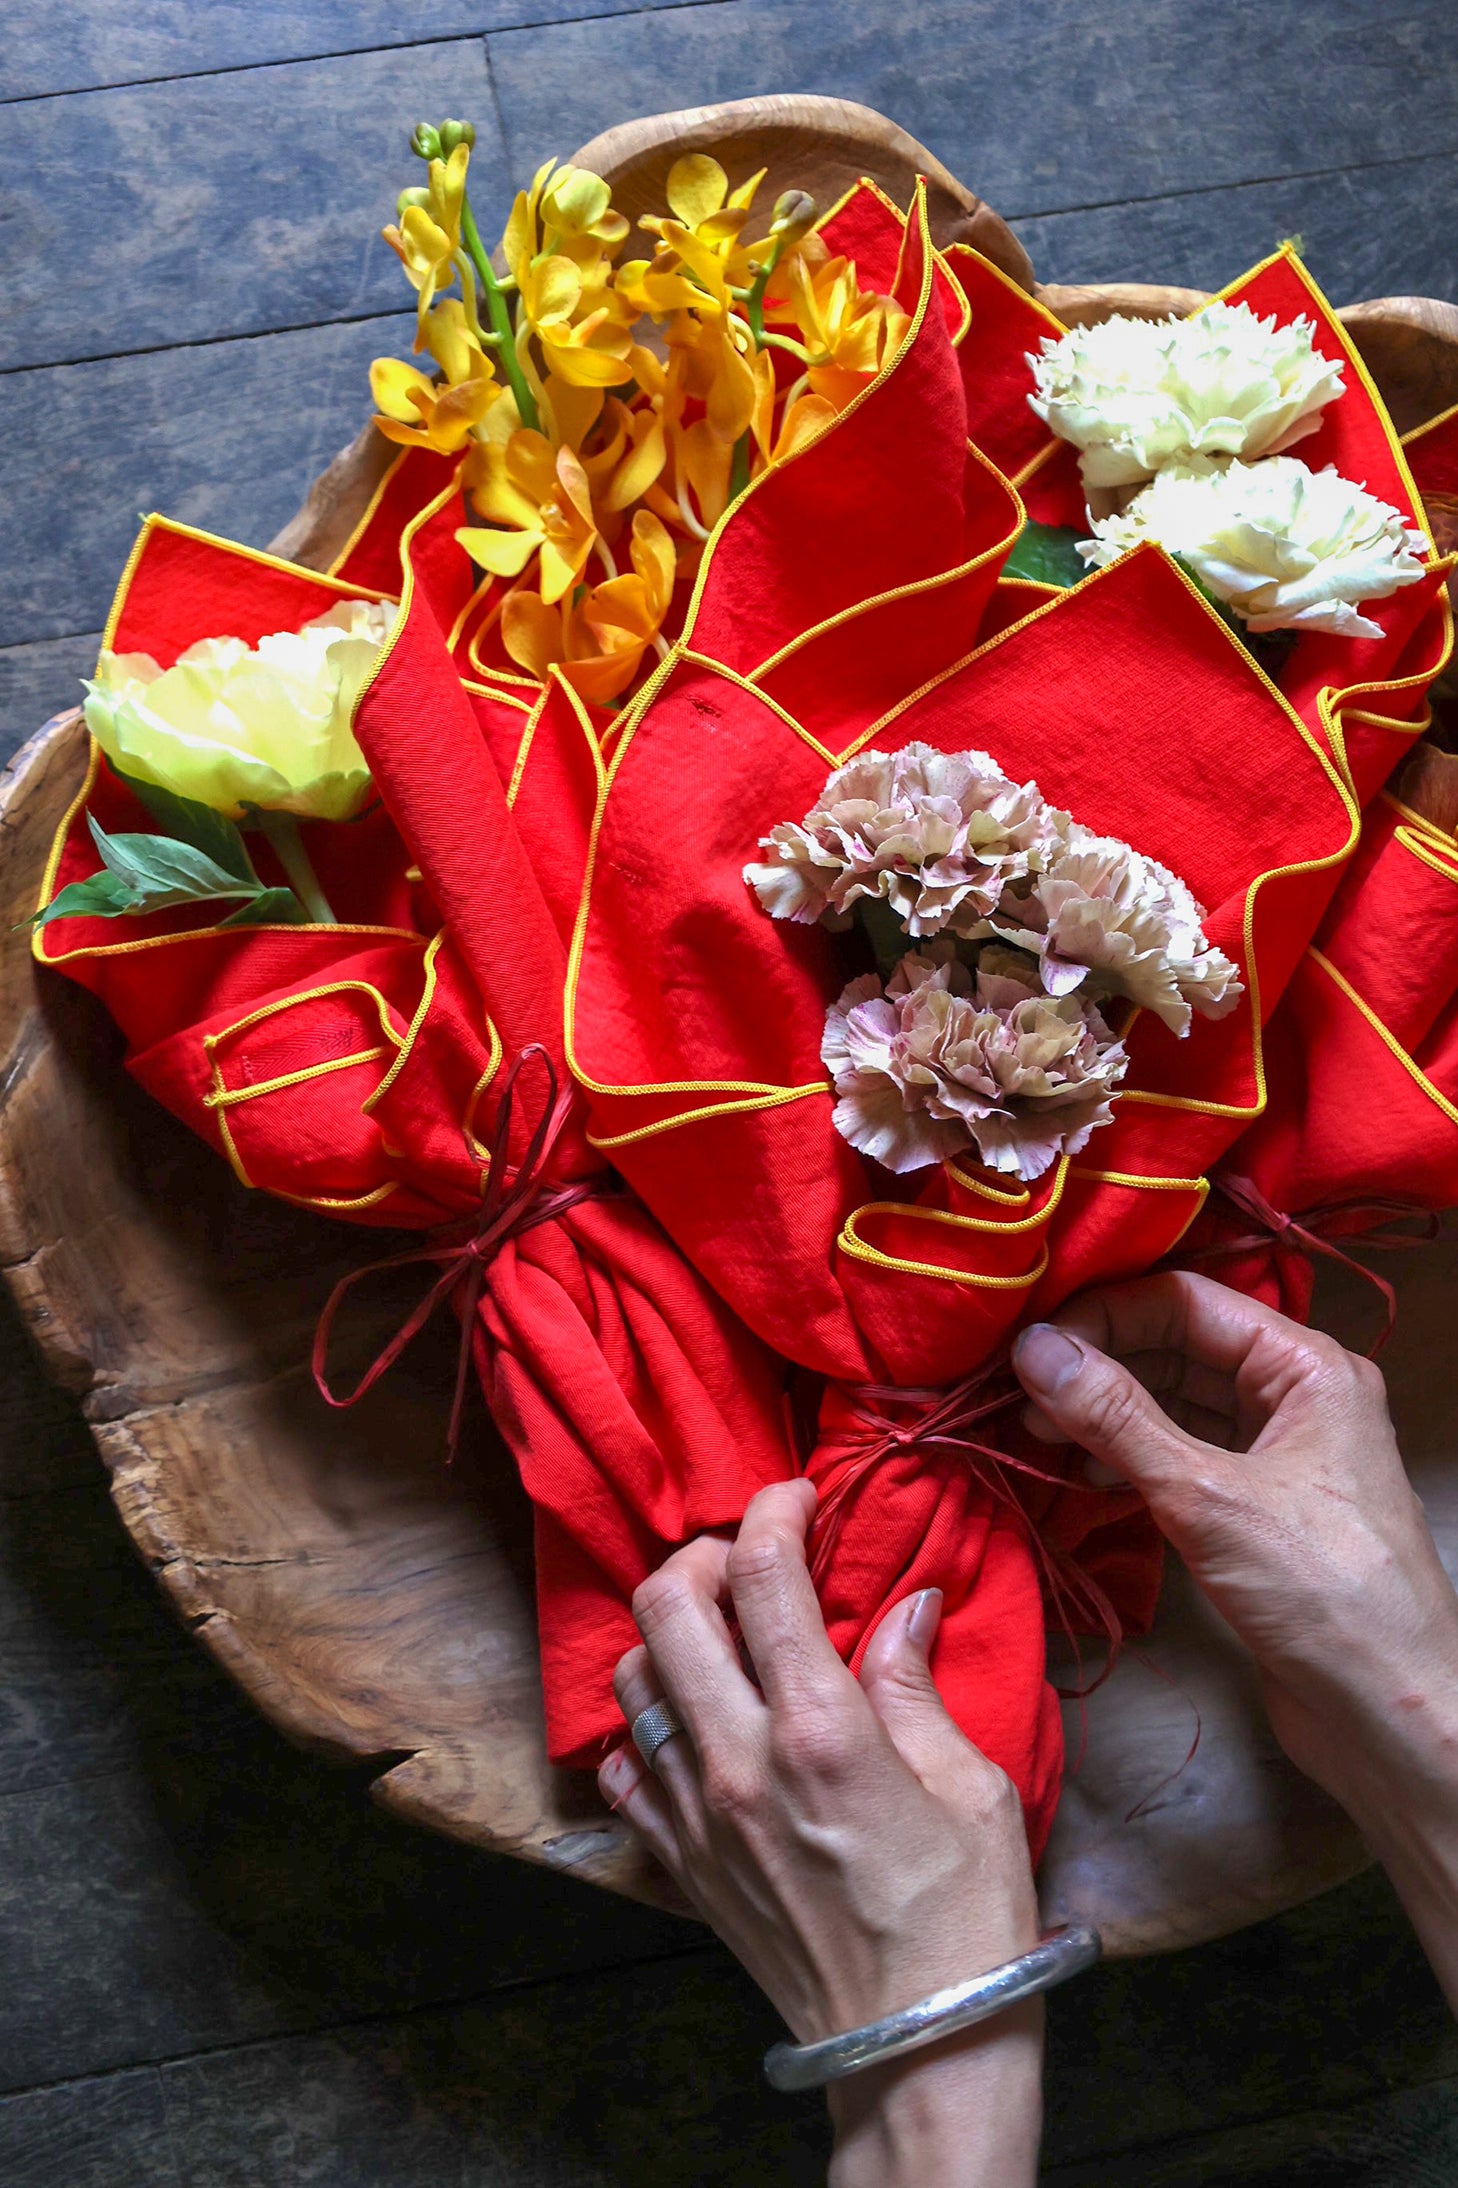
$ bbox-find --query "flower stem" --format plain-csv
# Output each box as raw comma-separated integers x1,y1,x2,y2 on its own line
730,431,752,500
256,811,338,925
460,200,540,433
744,232,788,347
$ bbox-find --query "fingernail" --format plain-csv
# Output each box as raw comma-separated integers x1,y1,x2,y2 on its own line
599,1743,637,1799
1014,1323,1084,1394
905,1587,943,1653
1084,1456,1123,1488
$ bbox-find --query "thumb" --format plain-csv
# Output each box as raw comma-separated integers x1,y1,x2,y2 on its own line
860,1589,982,1796
1012,1321,1204,1506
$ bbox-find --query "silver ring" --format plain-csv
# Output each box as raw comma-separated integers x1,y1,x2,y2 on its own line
631,1698,686,1769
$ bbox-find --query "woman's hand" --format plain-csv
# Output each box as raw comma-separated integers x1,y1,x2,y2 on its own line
1012,1270,1458,2004
599,1478,1043,2188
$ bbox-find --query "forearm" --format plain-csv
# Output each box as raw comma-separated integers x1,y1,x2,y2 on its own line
1328,1700,1458,2009
828,2004,1044,2188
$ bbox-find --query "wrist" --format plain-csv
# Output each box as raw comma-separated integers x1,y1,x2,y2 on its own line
1277,1600,1458,1820
827,2003,1043,2188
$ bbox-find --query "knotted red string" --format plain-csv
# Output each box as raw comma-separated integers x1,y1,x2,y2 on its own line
312,1043,601,1461
1188,1169,1438,1356
811,1363,1127,1709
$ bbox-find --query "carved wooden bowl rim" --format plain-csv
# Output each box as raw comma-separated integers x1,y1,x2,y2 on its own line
4,96,1458,1959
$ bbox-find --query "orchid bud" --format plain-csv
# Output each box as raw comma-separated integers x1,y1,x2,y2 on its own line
769,190,816,246
411,123,443,160
438,119,476,155
396,186,431,218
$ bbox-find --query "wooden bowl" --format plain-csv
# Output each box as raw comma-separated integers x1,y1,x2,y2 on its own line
8,98,1458,1957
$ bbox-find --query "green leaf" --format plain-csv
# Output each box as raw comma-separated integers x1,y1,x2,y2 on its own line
30,869,136,927
114,772,258,883
87,816,262,911
854,895,914,983
1003,522,1089,591
218,888,309,928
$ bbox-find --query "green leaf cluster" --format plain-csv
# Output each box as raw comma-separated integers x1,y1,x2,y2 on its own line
1002,522,1090,591
33,776,307,931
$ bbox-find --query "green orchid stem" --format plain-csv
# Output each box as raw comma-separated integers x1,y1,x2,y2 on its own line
461,199,540,432
256,811,337,925
755,327,812,362
730,432,751,500
744,232,788,348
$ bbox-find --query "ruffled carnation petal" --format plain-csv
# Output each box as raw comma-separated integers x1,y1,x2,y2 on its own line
821,944,1127,1181
1080,456,1428,639
1029,301,1346,490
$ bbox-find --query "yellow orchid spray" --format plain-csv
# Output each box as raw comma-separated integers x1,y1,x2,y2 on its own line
371,124,911,707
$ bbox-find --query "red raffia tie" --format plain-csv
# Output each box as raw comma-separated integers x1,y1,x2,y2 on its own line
812,1362,1128,1716
312,1043,600,1462
1189,1169,1439,1357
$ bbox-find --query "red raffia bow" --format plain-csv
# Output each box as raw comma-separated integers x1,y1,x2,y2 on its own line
1189,1169,1439,1357
812,1364,1127,1706
312,1043,602,1460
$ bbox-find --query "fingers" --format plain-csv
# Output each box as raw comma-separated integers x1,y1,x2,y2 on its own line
859,1590,966,1789
630,1532,761,1752
861,1592,1033,1856
1049,1270,1295,1380
1025,1338,1240,1449
724,1480,854,1716
1013,1317,1214,1508
598,1738,681,1873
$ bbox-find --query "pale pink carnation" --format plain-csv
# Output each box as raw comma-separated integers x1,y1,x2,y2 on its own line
822,943,1126,1180
993,826,1243,1035
745,741,1065,938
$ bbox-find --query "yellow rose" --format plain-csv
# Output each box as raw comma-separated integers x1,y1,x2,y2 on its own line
83,599,393,821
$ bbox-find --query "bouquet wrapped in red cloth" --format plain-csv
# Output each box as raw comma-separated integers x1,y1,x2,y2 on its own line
31,134,1454,1864
34,507,798,1770
561,199,1451,1853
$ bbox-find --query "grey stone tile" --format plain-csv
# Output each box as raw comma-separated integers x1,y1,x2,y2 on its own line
0,43,502,369
1044,2070,1458,2186
1014,150,1458,306
0,635,99,765
487,0,1458,230
1042,1867,1458,2167
4,0,710,101
0,2068,179,2188
0,1292,99,1501
0,313,414,647
0,1727,693,2091
161,1953,827,2187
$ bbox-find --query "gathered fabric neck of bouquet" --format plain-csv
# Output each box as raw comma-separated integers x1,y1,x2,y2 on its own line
811,1365,1128,1703
312,1043,613,1461
1191,1170,1441,1356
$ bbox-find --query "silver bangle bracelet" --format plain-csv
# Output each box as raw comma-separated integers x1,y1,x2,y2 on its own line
762,1923,1101,2093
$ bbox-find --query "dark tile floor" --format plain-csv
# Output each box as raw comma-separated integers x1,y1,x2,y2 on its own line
3,4,1458,2179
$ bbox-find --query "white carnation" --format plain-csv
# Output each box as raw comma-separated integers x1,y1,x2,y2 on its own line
993,826,1243,1035
1080,456,1429,638
1028,300,1346,489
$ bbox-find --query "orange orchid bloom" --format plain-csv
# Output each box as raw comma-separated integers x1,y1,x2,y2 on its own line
370,300,505,454
772,247,911,413
458,429,601,601
501,509,678,704
382,142,470,336
503,160,635,389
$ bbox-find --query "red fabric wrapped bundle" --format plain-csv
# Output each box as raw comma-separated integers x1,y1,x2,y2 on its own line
1178,386,1457,1326
35,510,797,1772
34,180,1453,1862
562,200,1451,1854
